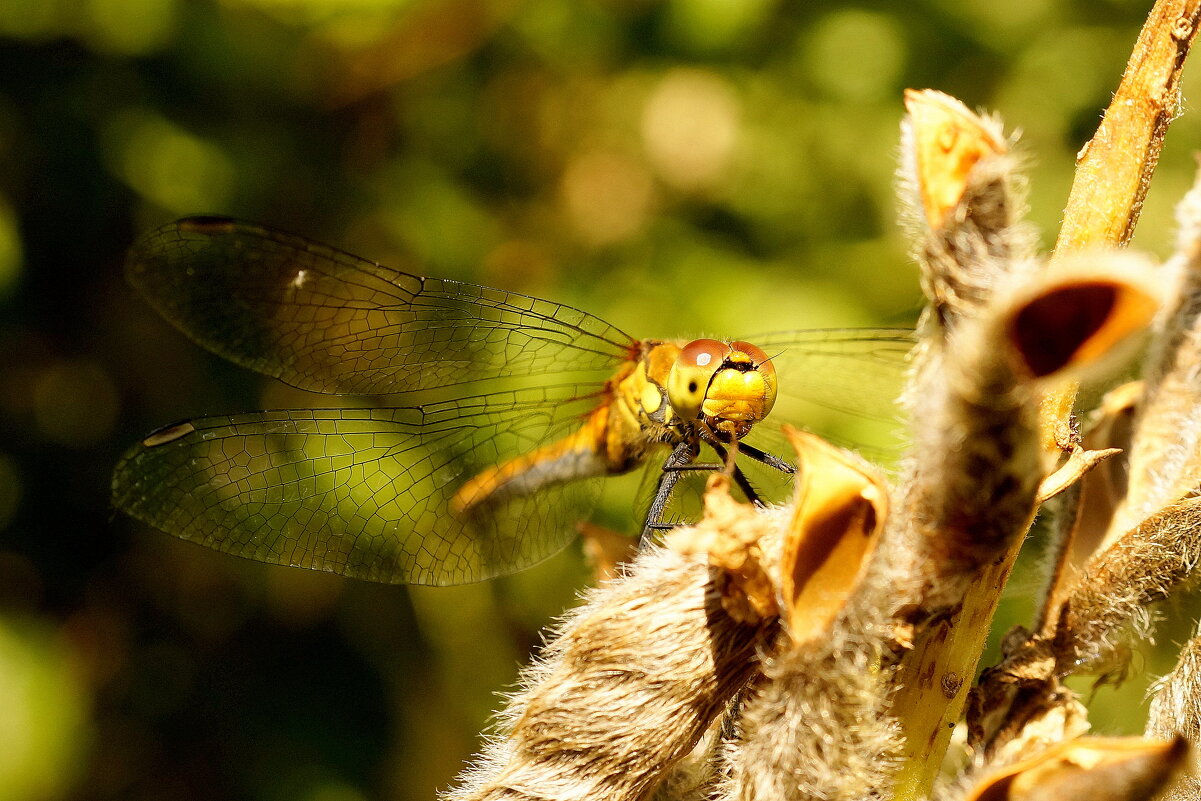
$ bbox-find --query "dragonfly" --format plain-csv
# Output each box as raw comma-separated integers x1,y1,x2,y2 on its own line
111,217,912,586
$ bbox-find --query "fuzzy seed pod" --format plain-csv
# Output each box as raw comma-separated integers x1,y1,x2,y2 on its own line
898,89,1035,330
1061,495,1201,672
721,430,899,801
722,627,901,801
446,536,775,801
885,122,1159,794
1112,169,1201,540
1146,628,1201,801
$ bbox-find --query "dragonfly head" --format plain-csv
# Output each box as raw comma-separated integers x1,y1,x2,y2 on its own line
667,339,777,437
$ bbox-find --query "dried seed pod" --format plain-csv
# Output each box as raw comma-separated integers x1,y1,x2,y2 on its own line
959,737,1187,801
722,632,902,801
897,251,1161,589
1060,495,1201,672
1148,628,1201,745
648,722,726,801
719,430,898,801
1146,629,1201,801
1028,380,1141,643
966,627,1090,763
1112,169,1201,539
668,474,784,624
999,253,1160,385
885,247,1159,798
1060,382,1142,567
967,252,1183,755
904,89,1008,232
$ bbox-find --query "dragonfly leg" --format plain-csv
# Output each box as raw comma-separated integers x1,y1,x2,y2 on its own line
737,441,796,474
706,439,765,507
663,462,723,472
640,439,701,546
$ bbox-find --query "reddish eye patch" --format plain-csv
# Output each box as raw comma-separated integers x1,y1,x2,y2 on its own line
679,338,728,370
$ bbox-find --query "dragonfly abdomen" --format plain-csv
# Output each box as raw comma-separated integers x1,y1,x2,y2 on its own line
449,348,684,523
451,406,616,515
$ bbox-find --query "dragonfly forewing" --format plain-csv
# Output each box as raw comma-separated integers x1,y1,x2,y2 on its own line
126,218,637,397
112,385,609,585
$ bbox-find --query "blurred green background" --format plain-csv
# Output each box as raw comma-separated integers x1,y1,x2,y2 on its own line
2,0,1201,799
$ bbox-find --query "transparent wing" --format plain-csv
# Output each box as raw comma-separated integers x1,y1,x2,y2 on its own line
111,385,615,586
631,444,750,533
126,217,638,396
732,329,915,478
750,328,914,423
736,431,801,507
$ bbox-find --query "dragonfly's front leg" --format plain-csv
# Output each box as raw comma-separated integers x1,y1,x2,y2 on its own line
704,435,796,509
738,441,795,475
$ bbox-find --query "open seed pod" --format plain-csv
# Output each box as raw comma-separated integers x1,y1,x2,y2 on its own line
448,537,775,801
901,87,1028,330
720,430,899,801
778,427,889,646
1057,381,1143,576
904,88,1008,231
998,253,1161,384
962,737,1187,801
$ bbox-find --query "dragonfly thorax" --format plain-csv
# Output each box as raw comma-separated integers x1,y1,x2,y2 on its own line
666,339,777,439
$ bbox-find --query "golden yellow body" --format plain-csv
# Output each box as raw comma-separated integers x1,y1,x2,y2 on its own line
453,338,778,514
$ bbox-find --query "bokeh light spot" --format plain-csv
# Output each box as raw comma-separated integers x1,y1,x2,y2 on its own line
0,617,90,801
32,360,119,449
663,0,778,53
560,150,655,246
82,0,177,55
803,10,907,101
102,110,234,215
642,69,741,193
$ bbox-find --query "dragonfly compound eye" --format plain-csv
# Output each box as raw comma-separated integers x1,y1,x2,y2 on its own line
667,338,728,421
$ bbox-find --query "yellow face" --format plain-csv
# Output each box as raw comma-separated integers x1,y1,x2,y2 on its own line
666,339,777,436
